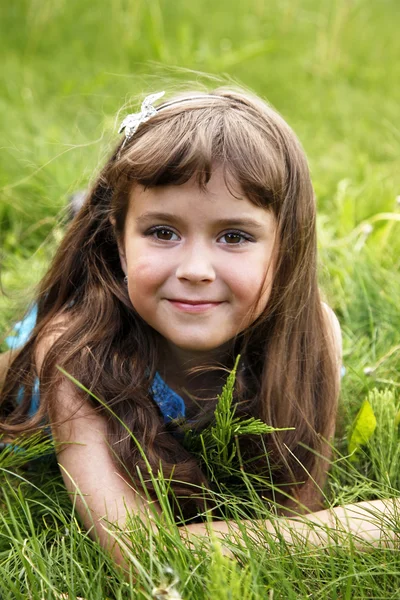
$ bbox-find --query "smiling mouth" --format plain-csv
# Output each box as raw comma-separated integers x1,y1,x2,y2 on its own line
168,299,221,305
166,299,223,312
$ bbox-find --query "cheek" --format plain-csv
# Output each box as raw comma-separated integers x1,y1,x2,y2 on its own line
231,257,275,318
231,257,274,297
126,261,160,318
128,271,162,314
124,244,164,287
125,256,171,319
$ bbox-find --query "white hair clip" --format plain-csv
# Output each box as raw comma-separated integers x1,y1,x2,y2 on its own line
118,91,166,154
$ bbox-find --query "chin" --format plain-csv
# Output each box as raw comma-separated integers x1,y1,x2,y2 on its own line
172,336,233,355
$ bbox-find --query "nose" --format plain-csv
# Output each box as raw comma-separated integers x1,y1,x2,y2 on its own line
175,242,216,283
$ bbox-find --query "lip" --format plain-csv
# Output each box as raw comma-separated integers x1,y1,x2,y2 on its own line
167,299,223,313
168,298,221,305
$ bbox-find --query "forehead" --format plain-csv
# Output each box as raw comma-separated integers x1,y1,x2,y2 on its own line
126,169,275,226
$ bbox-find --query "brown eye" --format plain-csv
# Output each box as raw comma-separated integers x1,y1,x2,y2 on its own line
146,227,180,241
219,231,251,244
156,229,174,240
224,233,242,244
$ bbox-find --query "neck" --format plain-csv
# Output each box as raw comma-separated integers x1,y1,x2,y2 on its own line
157,341,235,399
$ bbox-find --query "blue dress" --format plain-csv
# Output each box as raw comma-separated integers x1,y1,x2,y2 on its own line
6,306,186,423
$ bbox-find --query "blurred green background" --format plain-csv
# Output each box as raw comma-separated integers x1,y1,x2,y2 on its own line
1,3,400,596
1,0,400,435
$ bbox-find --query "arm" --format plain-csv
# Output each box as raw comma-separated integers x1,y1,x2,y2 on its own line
35,326,161,573
183,498,399,550
48,379,161,571
51,382,396,565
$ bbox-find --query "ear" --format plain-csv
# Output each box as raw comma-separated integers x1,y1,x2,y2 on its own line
109,216,127,275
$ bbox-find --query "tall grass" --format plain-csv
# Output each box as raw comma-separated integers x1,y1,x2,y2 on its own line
1,0,400,596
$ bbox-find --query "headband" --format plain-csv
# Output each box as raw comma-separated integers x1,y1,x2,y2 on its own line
117,91,223,155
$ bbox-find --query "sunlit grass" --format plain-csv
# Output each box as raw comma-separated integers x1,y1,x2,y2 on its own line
1,0,400,596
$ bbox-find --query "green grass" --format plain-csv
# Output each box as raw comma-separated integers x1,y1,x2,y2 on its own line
1,0,400,597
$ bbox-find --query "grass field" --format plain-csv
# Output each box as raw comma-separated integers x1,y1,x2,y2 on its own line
1,0,400,597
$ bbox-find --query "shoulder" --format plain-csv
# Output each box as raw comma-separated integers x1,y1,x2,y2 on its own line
35,313,69,373
321,302,342,363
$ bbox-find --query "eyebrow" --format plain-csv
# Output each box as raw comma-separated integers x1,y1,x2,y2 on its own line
136,211,266,231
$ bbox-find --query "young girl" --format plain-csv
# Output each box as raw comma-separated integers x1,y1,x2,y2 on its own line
0,86,354,567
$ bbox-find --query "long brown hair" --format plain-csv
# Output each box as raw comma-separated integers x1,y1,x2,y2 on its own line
0,86,338,517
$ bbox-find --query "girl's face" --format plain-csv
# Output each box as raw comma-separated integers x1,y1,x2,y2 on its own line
118,169,277,361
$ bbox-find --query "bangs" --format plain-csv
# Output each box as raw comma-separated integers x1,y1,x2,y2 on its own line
112,97,289,210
